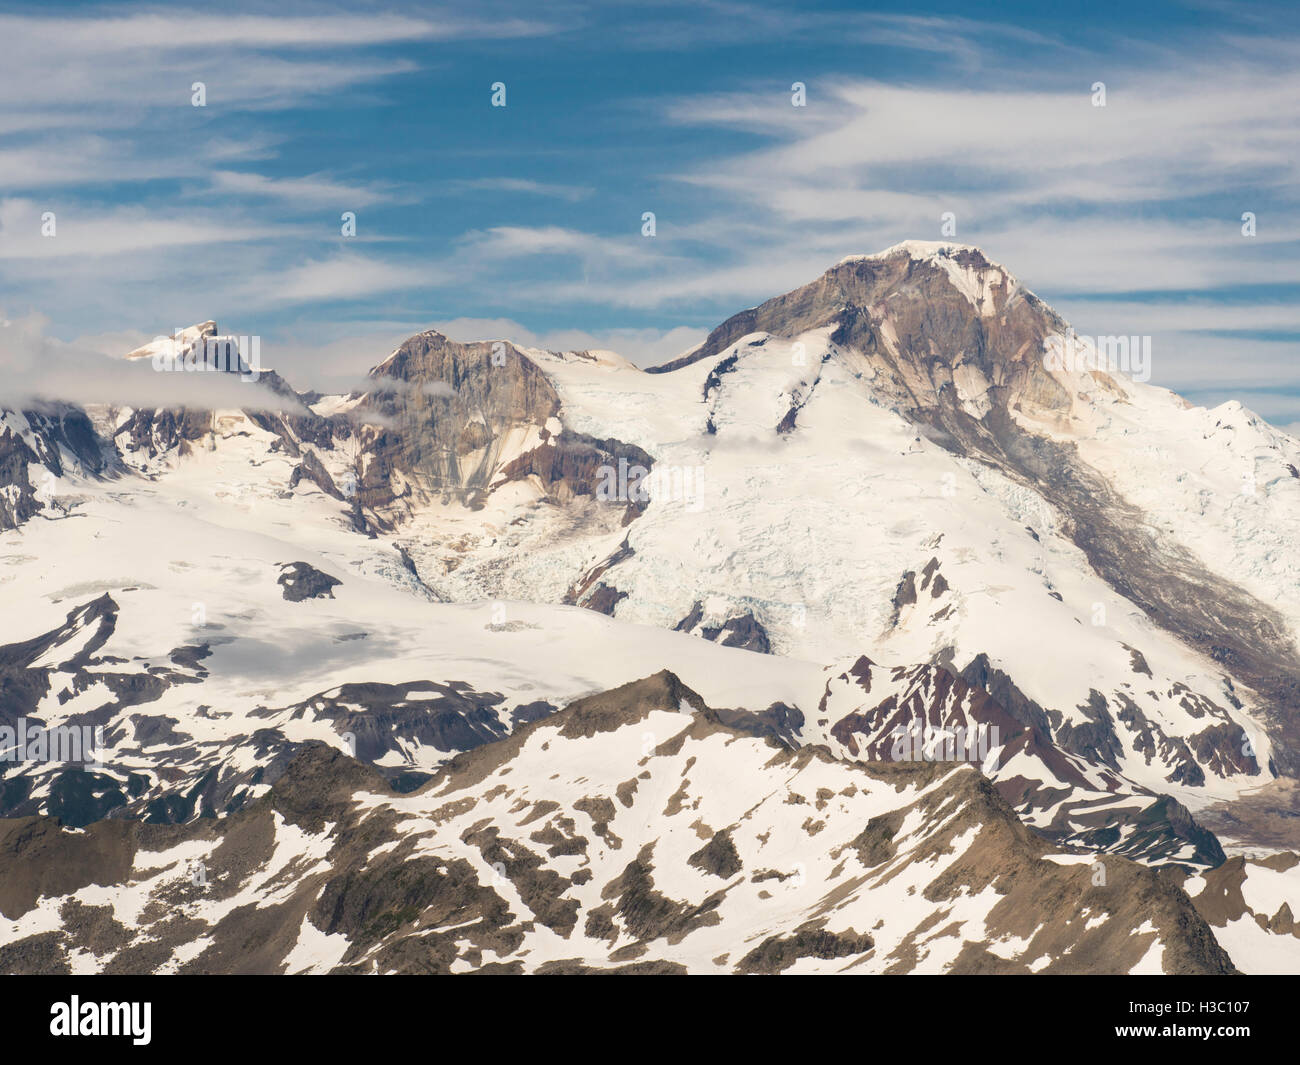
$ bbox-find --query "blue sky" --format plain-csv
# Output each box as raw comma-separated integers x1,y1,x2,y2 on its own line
2,0,1299,425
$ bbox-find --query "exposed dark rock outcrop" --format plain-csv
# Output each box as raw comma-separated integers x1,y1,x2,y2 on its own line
277,562,341,602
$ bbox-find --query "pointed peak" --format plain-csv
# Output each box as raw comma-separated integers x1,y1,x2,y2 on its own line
123,321,219,362
554,670,708,740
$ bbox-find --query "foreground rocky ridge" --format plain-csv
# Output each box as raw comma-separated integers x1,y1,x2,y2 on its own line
0,674,1239,975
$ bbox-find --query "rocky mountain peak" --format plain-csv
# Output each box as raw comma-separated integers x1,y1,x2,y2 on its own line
647,241,1050,379
123,321,220,363
836,238,1012,276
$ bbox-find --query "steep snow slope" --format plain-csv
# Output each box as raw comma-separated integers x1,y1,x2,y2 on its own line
526,326,1274,822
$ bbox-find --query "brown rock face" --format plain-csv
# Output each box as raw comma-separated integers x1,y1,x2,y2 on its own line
649,244,1070,420
356,331,561,508
342,332,655,519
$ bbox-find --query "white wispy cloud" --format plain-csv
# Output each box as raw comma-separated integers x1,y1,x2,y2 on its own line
0,198,285,259
0,9,556,113
241,253,440,306
207,171,396,208
447,178,594,201
665,71,1300,225
459,225,676,269
0,6,559,192
608,4,1065,65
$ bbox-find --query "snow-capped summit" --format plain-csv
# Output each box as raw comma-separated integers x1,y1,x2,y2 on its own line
123,321,220,362
649,241,1033,376
838,238,1010,271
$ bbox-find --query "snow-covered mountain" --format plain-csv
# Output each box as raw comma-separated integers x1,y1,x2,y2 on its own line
2,241,1298,973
